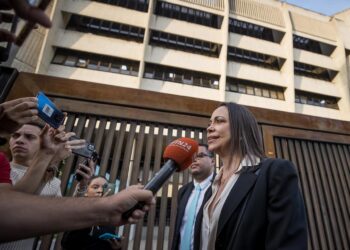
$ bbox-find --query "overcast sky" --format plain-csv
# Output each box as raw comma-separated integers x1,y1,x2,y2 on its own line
284,0,350,16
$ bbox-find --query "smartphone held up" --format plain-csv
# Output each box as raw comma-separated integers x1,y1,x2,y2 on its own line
102,183,116,196
37,91,64,129
70,137,99,181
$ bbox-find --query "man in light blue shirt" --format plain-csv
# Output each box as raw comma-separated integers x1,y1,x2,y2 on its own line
172,144,215,250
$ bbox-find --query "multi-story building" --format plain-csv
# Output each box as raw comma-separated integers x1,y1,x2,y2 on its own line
25,0,350,121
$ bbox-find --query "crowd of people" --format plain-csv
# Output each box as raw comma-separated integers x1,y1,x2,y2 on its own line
62,171,123,250
0,3,154,245
0,1,307,249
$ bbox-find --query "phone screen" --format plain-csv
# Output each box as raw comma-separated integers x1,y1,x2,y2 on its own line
98,233,121,240
103,183,116,196
69,136,96,159
37,91,64,128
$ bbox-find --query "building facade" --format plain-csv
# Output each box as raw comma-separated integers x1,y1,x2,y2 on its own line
28,0,350,121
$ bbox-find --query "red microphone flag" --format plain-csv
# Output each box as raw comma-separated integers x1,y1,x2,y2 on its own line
163,137,198,172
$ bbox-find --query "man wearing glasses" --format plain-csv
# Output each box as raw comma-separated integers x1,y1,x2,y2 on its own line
172,143,215,250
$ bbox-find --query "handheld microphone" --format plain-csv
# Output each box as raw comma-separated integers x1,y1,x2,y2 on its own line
122,137,198,220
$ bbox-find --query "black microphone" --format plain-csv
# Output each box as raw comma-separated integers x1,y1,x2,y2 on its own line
121,137,198,220
143,159,177,194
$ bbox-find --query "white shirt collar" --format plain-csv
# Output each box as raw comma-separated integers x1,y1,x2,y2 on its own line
10,162,28,171
193,172,214,190
214,156,261,184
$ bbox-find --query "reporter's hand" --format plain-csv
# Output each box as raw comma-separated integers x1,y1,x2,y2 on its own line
107,238,123,250
46,126,85,166
65,137,86,151
103,185,154,226
0,0,52,43
0,97,38,133
0,0,52,26
76,159,95,188
39,125,66,154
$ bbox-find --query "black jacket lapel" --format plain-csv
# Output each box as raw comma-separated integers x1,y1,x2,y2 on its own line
194,172,216,234
193,186,212,250
216,171,258,236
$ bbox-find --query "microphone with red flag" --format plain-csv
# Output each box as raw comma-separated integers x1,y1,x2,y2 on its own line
122,137,198,219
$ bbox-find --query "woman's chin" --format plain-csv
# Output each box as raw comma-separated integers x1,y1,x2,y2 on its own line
208,145,218,154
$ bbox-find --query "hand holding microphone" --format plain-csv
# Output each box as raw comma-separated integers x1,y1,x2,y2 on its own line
122,137,198,220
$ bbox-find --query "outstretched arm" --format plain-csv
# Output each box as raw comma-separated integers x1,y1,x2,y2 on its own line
0,185,154,242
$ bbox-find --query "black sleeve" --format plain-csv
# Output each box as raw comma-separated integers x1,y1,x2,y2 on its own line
61,228,91,250
266,159,308,250
177,186,185,203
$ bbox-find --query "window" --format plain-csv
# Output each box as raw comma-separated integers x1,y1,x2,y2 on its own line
174,72,182,82
238,84,246,94
294,61,338,82
67,14,145,43
52,54,66,64
183,73,192,84
144,66,154,78
52,48,139,76
87,59,99,70
153,69,163,79
228,47,285,70
293,35,336,56
64,56,77,67
229,18,285,43
91,0,149,12
254,87,262,97
100,61,110,71
229,84,238,92
100,20,110,31
150,30,221,57
77,58,87,67
89,19,100,30
226,77,285,100
270,90,277,99
111,63,121,73
155,1,223,29
295,90,339,109
262,89,270,98
277,91,284,100
144,63,220,90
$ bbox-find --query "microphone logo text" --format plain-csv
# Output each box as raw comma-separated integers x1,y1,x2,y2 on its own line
171,140,192,152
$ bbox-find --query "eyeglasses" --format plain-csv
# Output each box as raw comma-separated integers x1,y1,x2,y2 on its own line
195,153,211,159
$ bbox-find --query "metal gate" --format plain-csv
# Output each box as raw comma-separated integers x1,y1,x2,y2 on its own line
263,125,350,250
51,98,208,250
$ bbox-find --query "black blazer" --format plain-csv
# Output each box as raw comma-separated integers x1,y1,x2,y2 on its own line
213,158,308,250
171,176,213,250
